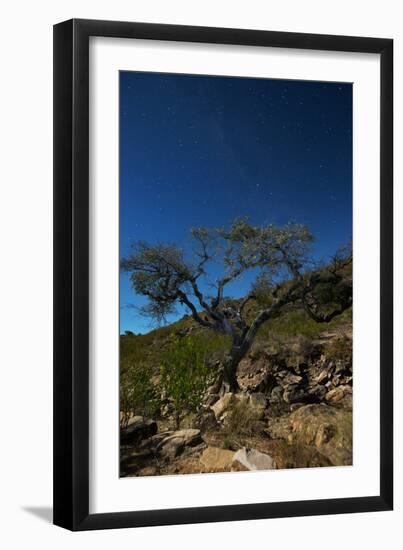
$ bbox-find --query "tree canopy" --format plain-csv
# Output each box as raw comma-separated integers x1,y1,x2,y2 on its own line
121,218,352,392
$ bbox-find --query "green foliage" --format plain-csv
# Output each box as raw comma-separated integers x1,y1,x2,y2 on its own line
120,361,160,427
219,218,313,275
120,323,176,369
160,335,224,415
121,241,193,322
121,219,315,328
310,273,352,312
257,308,327,340
246,256,352,343
222,436,235,450
254,304,351,342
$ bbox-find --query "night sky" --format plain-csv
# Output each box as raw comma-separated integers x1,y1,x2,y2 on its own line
120,71,352,334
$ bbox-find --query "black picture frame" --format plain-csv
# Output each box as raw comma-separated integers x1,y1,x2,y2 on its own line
53,18,393,531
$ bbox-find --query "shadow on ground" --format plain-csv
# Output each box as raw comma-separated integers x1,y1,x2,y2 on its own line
22,506,53,524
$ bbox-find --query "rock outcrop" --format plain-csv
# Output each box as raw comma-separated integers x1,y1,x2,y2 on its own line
120,416,158,445
200,447,236,471
211,393,237,420
268,403,352,466
120,322,353,476
156,429,203,459
237,334,352,417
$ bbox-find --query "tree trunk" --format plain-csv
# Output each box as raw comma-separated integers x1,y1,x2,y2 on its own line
221,352,242,394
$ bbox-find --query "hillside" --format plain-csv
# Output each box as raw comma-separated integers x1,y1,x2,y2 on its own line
120,262,352,476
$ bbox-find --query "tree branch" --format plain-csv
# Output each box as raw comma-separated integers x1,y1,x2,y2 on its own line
301,290,352,323
176,289,214,329
239,281,300,356
212,266,244,310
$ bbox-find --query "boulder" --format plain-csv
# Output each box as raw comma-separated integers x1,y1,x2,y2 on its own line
120,416,157,445
200,447,236,472
181,410,217,432
157,429,203,460
211,393,237,419
211,392,268,425
204,393,220,407
308,384,327,401
283,384,310,404
232,447,277,471
197,409,218,432
270,385,284,403
325,385,352,406
254,372,277,394
316,369,329,384
284,373,303,385
141,431,172,450
269,403,352,466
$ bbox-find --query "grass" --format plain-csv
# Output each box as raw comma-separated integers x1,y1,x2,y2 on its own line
224,398,263,437
255,306,351,342
120,317,230,374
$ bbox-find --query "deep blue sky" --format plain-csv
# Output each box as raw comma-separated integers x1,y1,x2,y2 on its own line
120,71,352,334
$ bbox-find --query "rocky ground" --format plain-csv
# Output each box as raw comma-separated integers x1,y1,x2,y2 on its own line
120,326,353,477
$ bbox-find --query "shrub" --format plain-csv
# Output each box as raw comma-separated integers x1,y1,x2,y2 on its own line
224,398,263,438
120,361,160,427
160,335,221,425
310,272,351,312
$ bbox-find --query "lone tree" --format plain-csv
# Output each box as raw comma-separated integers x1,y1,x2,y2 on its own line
121,219,352,393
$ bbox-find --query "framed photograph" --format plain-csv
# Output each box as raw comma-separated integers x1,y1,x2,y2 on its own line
53,19,393,531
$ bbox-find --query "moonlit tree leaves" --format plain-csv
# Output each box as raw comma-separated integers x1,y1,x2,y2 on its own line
121,219,351,392
120,242,192,323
